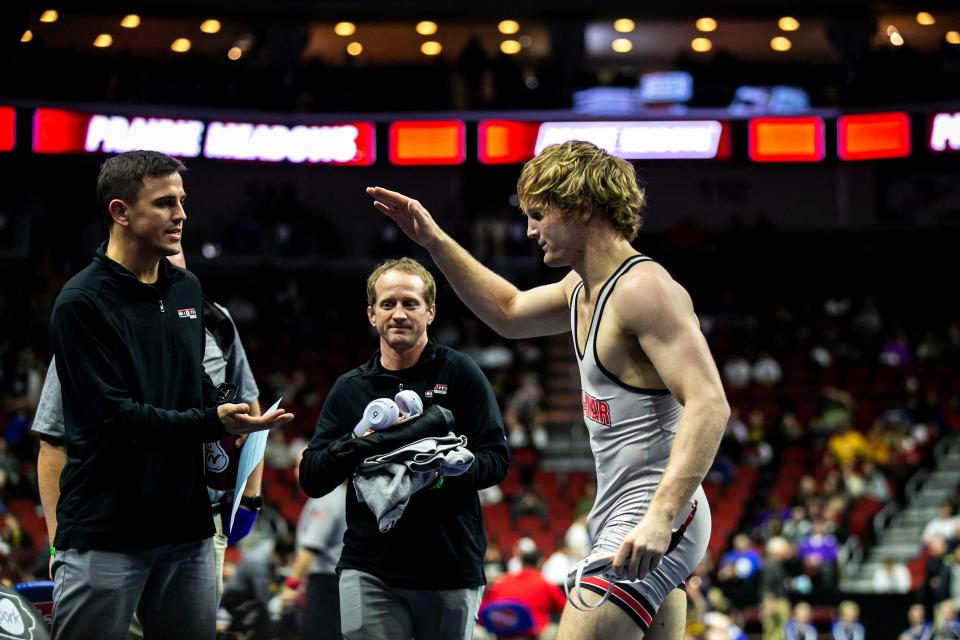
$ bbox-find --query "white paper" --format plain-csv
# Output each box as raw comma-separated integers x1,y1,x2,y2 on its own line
229,397,281,532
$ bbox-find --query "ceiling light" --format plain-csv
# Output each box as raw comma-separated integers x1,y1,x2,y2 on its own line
770,36,792,51
421,41,442,55
696,18,717,33
416,21,438,36
346,41,363,56
500,40,521,55
691,37,713,52
886,25,899,37
171,38,191,53
93,34,113,48
20,30,33,43
40,10,58,23
227,47,242,60
613,19,635,33
916,12,935,26
120,14,140,29
200,20,221,34
611,38,633,53
498,20,520,35
778,17,800,32
890,32,904,46
947,31,960,45
334,22,356,37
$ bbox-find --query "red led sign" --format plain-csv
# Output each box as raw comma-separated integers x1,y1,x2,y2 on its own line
748,117,825,162
838,112,910,160
389,120,465,165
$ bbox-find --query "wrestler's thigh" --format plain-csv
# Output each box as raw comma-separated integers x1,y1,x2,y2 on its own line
555,590,646,640
644,589,686,640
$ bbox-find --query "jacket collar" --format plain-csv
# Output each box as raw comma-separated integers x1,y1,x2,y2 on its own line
93,241,185,295
361,340,439,377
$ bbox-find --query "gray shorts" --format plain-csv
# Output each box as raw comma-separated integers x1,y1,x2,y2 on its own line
339,569,482,640
579,485,711,632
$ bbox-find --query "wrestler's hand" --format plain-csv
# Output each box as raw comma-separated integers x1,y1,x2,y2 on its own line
218,403,294,435
612,512,672,581
366,187,443,250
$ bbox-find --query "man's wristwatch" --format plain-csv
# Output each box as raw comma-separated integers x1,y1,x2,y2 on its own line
239,495,263,512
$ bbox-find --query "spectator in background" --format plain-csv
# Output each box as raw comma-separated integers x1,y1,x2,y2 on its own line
701,611,746,640
563,513,591,560
783,602,817,640
759,536,796,600
222,534,296,640
782,506,813,543
509,484,550,528
480,543,565,640
752,352,782,386
723,356,752,389
853,296,884,335
949,545,960,608
716,534,762,609
923,503,960,545
838,460,866,499
872,556,912,593
934,599,960,639
922,536,952,615
831,600,865,640
797,519,839,595
759,592,790,640
813,387,855,442
861,461,892,502
880,332,912,367
280,476,348,640
541,540,577,586
828,427,869,466
898,603,932,640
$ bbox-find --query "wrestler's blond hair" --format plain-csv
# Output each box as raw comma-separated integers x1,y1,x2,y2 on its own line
517,140,644,241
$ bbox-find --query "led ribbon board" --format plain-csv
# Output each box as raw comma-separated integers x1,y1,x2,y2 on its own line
748,117,825,162
837,112,910,160
389,120,466,165
0,107,15,152
32,108,375,165
929,112,960,153
478,120,541,164
203,121,375,165
33,108,204,156
533,121,729,160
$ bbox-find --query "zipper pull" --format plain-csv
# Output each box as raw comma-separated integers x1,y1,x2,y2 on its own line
159,300,165,313
398,382,404,391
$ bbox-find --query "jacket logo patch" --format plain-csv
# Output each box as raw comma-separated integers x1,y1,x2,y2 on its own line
204,441,229,473
177,307,198,319
432,384,448,395
582,391,611,426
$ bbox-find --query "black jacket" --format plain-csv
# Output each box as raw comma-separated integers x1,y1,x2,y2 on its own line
49,244,227,550
300,341,510,589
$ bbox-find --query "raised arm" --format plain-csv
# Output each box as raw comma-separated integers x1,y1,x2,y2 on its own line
611,267,730,580
367,186,573,339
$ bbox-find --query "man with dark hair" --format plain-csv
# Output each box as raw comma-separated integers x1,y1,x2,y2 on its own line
299,257,509,640
34,252,268,600
48,150,293,639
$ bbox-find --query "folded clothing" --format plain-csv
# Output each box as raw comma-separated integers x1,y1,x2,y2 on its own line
353,434,475,532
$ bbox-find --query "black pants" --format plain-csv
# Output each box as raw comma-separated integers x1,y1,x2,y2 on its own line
303,573,341,640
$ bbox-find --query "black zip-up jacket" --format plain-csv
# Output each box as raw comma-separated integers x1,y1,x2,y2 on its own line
300,340,510,589
49,244,227,550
